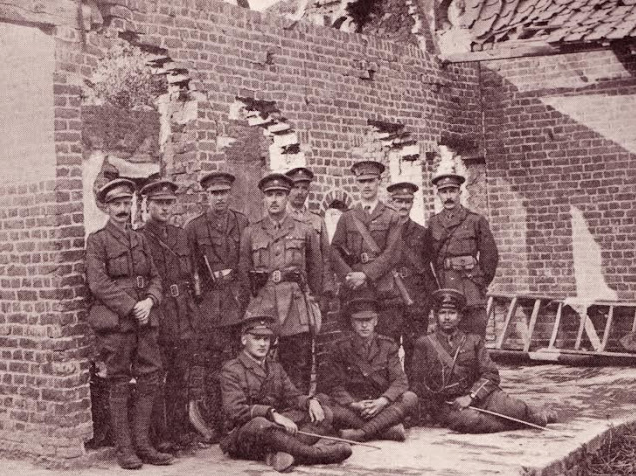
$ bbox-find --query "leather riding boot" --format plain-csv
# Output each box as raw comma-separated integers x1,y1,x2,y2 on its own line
265,451,296,472
526,406,558,427
150,375,171,451
331,405,365,430
381,423,406,441
267,429,352,466
109,381,142,470
360,404,406,439
133,374,174,465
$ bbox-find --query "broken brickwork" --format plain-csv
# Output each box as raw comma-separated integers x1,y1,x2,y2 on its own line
0,0,480,462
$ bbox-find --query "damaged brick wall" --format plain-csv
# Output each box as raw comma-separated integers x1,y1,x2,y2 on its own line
482,48,636,301
0,0,481,462
0,17,92,462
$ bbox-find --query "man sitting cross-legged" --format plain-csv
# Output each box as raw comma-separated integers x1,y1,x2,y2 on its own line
321,296,418,442
411,288,557,433
220,310,351,473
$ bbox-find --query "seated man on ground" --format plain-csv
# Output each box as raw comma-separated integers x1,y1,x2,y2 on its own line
220,310,351,473
411,288,557,433
321,297,418,442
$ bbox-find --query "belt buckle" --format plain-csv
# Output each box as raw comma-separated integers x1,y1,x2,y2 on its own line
272,270,281,284
136,276,146,289
360,252,369,264
170,284,179,297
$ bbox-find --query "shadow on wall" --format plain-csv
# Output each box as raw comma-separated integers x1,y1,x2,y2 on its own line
482,46,636,300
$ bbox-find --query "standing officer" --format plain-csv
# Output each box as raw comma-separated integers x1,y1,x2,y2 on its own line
387,181,438,378
410,289,557,433
86,178,174,469
185,171,249,440
330,161,404,341
428,171,498,337
238,173,322,394
321,297,418,442
220,311,351,473
285,167,336,302
139,180,197,450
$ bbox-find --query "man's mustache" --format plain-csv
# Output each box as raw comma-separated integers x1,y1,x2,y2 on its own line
116,212,129,217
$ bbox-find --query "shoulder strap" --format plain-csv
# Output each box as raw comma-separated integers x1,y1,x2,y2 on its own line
427,334,456,369
351,214,381,254
145,228,180,259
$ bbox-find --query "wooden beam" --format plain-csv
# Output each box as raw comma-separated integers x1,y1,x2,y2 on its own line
599,306,614,352
0,0,95,29
548,302,563,350
439,43,558,63
523,299,541,352
496,297,518,349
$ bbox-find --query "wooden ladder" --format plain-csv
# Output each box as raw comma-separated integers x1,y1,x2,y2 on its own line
485,293,636,364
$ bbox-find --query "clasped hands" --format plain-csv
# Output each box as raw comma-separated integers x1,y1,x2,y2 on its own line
345,271,367,290
350,397,389,419
132,297,154,325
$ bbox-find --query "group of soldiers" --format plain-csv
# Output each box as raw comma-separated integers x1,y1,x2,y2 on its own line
86,160,556,472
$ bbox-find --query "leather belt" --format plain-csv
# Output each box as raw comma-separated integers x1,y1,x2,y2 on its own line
165,283,190,297
443,255,477,271
360,252,378,264
268,269,302,284
115,276,147,289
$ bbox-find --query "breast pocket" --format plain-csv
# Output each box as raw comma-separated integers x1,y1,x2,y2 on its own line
251,238,270,267
106,248,129,277
449,228,477,255
368,221,389,248
284,237,305,264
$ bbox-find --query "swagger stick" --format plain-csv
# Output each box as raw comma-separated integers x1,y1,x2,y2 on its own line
445,402,555,431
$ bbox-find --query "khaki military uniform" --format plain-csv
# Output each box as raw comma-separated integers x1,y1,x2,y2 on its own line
321,334,418,438
141,220,197,445
288,205,336,296
397,219,438,378
238,214,322,393
86,220,163,381
411,330,551,432
220,352,332,459
184,208,249,433
330,202,404,341
428,205,498,336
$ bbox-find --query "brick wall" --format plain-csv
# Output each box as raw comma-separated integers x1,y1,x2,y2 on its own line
0,18,92,462
482,49,636,301
0,0,481,462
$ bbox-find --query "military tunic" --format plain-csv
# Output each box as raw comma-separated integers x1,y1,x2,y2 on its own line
238,214,322,393
428,205,499,336
397,219,438,377
330,202,404,341
141,220,197,444
220,352,330,458
185,208,249,433
321,334,418,436
186,208,249,332
86,220,163,382
288,205,336,296
411,330,549,432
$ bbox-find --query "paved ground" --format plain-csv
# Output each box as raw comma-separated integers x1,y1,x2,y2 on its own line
4,364,636,476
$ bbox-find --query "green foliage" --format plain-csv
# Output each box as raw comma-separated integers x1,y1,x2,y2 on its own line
93,43,167,110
